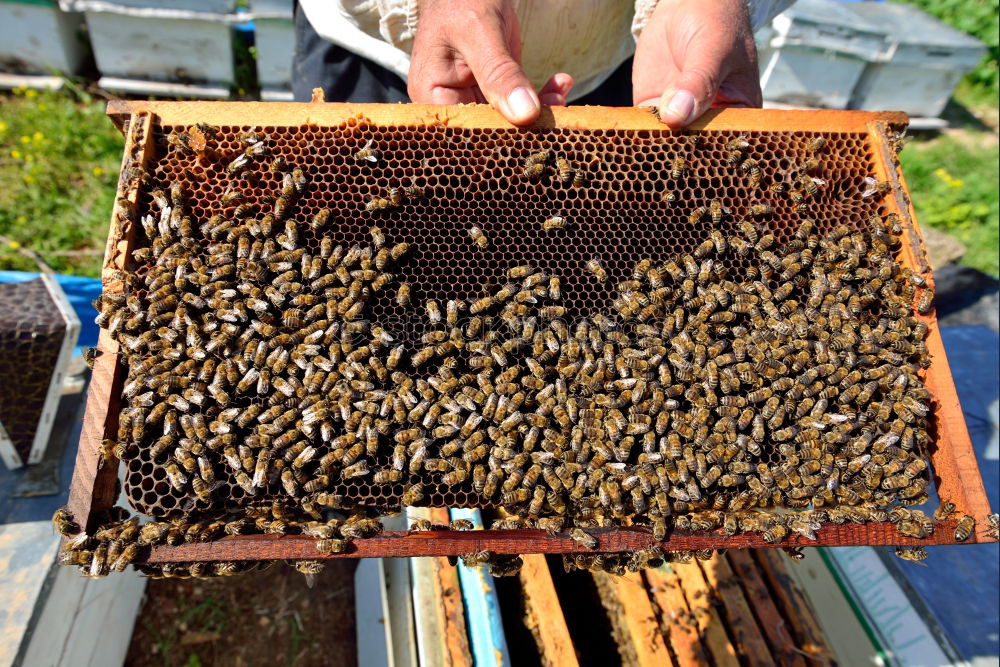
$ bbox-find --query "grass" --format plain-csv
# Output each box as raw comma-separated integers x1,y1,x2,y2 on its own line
900,131,999,276
0,86,122,277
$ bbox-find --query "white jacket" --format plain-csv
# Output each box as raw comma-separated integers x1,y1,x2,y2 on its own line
299,0,793,101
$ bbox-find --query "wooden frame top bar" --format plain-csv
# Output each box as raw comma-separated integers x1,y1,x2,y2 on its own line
105,101,909,134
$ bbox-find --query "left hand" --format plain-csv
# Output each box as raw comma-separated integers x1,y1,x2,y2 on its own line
632,0,762,128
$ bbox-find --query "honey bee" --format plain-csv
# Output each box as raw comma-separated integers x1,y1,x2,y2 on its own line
569,527,598,549
688,206,708,225
862,177,892,199
468,226,489,249
354,139,381,164
523,163,546,180
741,158,761,187
709,199,727,224
954,515,975,541
395,282,412,307
316,539,350,554
586,258,608,282
426,299,442,324
365,197,392,212
543,215,568,231
762,524,788,544
916,290,934,315
806,136,826,153
671,157,687,180
52,506,79,536
555,158,574,185
749,204,773,219
894,546,928,565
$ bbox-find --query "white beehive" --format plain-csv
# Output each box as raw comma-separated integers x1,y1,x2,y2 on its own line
758,0,888,110
0,0,86,80
61,0,240,97
844,2,986,118
252,0,293,101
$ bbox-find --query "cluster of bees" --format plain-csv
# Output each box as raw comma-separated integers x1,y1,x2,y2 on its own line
56,121,993,581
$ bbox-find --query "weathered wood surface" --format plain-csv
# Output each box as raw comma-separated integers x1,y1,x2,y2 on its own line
519,555,579,667
143,518,985,563
644,566,711,667
593,571,672,667
66,111,155,534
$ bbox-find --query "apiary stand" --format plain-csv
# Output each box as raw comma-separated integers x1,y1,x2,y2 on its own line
69,102,997,565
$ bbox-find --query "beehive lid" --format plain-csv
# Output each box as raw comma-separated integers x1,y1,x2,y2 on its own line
771,0,889,61
843,2,987,68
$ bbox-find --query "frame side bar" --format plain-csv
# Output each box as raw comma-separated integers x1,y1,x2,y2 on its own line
67,112,155,532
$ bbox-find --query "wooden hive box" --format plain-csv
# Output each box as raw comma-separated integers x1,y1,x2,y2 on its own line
67,101,995,566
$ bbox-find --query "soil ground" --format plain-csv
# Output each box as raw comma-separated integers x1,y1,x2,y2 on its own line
125,560,357,667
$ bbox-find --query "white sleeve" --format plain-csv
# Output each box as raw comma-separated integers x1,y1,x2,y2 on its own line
375,0,420,54
632,0,798,40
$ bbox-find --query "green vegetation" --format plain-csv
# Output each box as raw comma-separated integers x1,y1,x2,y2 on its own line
896,0,999,106
900,132,999,276
0,86,122,277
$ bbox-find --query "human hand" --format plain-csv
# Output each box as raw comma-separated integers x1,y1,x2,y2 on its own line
633,0,761,128
408,0,574,126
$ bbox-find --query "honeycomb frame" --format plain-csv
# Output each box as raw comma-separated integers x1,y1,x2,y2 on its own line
66,102,995,564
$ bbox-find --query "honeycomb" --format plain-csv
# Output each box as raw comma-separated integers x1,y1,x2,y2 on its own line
114,118,898,521
0,278,68,463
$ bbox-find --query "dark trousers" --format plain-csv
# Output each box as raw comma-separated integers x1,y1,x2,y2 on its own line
292,2,635,106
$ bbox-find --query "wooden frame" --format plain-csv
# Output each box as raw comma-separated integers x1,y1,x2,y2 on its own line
67,102,996,565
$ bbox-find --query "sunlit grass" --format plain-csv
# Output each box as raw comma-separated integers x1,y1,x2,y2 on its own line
0,86,122,277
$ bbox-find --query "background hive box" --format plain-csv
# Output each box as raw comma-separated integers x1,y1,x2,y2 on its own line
0,274,80,468
67,102,996,564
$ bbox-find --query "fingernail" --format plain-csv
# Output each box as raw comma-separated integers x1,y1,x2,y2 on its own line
666,90,696,125
506,87,538,121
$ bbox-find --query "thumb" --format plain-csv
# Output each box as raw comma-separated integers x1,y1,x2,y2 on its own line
456,20,539,125
658,62,723,129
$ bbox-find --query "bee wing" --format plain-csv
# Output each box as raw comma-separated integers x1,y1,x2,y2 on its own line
861,176,879,197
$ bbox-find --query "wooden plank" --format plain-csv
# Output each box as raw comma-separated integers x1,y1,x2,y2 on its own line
450,509,510,667
752,550,834,664
141,517,985,563
669,562,739,667
381,515,418,667
105,101,907,133
53,567,146,667
868,121,995,536
776,551,876,667
643,566,710,667
698,555,774,665
518,555,579,667
725,551,808,667
355,559,391,667
0,523,62,664
592,571,671,667
65,111,155,534
427,508,473,667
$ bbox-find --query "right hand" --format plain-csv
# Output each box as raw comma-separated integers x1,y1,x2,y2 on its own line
408,0,574,126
